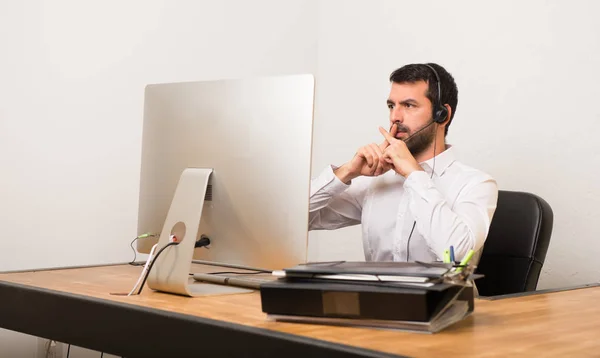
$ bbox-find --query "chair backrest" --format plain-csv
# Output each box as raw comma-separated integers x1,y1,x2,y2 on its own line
476,190,553,296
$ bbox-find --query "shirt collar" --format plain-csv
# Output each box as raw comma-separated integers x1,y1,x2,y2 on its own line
419,145,456,177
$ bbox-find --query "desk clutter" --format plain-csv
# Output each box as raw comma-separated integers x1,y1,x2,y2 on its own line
260,256,479,333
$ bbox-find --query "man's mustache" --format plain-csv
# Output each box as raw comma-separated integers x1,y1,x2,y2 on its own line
390,122,410,134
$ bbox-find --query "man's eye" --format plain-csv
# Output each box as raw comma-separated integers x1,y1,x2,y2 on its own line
387,104,394,109
404,103,414,108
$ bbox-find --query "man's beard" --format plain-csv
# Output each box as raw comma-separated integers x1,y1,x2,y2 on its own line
395,120,436,157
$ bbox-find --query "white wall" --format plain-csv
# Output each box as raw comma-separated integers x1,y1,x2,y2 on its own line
0,0,317,272
310,0,600,289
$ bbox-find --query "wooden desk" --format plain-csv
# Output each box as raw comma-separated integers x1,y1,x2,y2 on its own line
0,264,599,357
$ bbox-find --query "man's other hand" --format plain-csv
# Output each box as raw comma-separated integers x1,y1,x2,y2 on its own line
334,124,398,183
378,126,423,177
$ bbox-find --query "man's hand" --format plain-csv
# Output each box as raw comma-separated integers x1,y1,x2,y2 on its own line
334,125,397,184
378,126,424,177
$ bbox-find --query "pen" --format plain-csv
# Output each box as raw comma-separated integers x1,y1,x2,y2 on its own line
449,246,455,263
192,273,261,289
456,249,475,273
443,249,451,264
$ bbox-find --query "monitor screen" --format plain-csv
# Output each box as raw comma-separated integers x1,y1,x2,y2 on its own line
137,74,315,271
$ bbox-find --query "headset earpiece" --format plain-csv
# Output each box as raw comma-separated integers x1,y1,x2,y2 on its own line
434,105,448,124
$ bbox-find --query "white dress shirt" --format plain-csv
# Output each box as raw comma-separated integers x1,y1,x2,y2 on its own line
309,146,498,263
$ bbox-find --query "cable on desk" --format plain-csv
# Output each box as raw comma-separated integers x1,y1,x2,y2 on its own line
188,269,272,277
133,234,215,295
67,344,71,358
209,270,271,275
137,241,179,295
128,243,159,296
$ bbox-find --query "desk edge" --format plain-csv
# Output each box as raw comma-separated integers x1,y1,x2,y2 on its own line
0,280,405,358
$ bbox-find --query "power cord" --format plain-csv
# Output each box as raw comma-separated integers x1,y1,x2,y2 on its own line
128,243,159,296
128,235,213,295
136,234,213,295
136,241,178,295
45,340,53,357
126,234,179,295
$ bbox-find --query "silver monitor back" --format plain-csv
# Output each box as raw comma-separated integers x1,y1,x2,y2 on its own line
137,74,314,270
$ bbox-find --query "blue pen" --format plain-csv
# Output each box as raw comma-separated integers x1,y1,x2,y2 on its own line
449,246,455,263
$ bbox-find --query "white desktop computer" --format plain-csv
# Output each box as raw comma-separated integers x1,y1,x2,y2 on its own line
136,74,315,296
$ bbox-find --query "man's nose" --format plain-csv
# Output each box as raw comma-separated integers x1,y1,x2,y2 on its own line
390,107,403,124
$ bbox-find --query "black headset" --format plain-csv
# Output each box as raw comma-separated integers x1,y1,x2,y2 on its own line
422,64,448,124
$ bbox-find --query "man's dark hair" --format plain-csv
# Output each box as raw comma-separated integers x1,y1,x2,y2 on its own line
389,63,458,136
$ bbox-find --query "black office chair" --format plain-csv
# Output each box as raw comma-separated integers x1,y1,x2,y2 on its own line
475,190,553,296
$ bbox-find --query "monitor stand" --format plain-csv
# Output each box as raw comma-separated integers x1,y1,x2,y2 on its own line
146,168,252,297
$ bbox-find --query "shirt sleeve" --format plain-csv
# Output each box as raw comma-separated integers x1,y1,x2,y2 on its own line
403,170,498,261
308,165,366,230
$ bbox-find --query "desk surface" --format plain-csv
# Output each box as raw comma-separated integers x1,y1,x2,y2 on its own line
1,264,599,357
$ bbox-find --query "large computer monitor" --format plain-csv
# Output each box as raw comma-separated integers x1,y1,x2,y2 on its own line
136,74,315,295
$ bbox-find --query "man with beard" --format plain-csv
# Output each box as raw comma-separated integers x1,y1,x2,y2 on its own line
309,63,498,264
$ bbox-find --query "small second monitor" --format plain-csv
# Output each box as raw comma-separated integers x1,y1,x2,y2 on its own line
137,74,315,270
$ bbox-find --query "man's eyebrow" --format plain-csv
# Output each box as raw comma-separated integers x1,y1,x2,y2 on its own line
387,98,419,105
399,98,419,105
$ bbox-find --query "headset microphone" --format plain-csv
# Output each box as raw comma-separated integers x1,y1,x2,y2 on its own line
404,63,448,262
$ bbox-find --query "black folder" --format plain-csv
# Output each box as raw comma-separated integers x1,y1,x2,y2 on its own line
261,261,476,333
